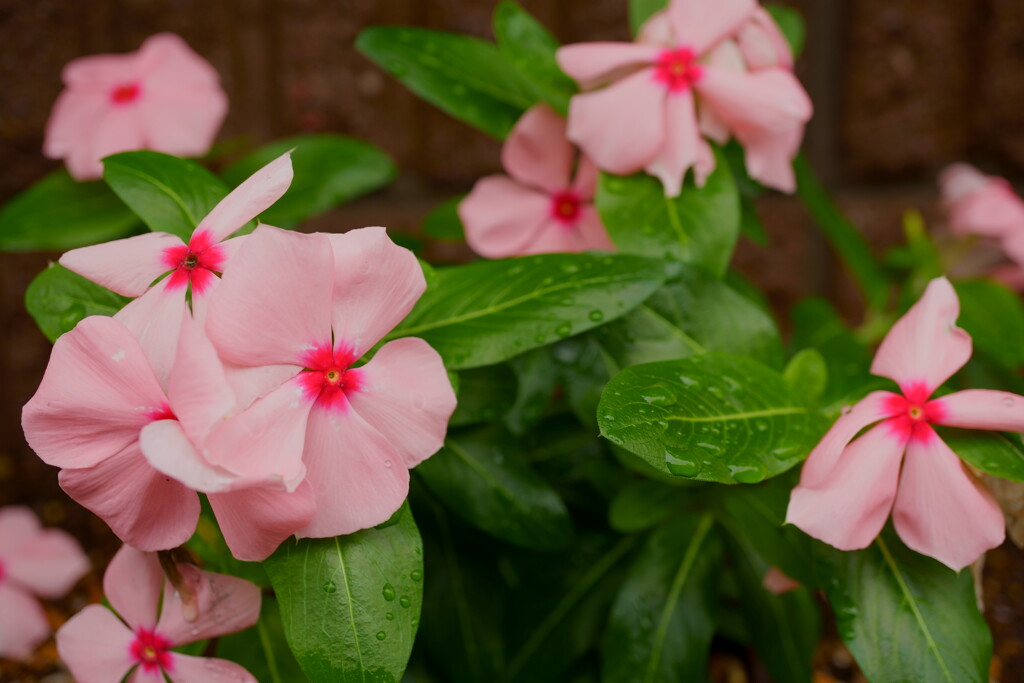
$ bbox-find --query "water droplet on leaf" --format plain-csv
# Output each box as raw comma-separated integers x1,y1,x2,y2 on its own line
376,631,387,640
399,596,411,608
323,580,337,593
382,583,396,601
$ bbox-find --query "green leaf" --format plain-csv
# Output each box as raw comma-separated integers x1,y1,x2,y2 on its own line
449,364,518,427
389,253,669,369
25,263,129,342
955,280,1024,369
943,428,1024,482
764,4,806,57
784,348,828,409
493,1,576,114
598,353,823,482
739,196,769,245
423,195,466,242
596,149,741,277
264,507,423,683
817,532,991,683
593,303,704,369
103,151,230,241
603,514,720,683
217,597,308,683
552,336,617,429
356,26,538,139
0,170,139,251
504,347,559,434
415,427,573,550
629,0,667,35
221,135,396,228
608,480,693,533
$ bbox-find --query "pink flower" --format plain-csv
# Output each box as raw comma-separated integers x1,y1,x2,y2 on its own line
458,104,613,257
762,566,800,595
556,0,812,196
786,277,1021,570
57,545,259,682
204,225,457,537
44,33,228,181
940,163,1024,240
0,507,89,659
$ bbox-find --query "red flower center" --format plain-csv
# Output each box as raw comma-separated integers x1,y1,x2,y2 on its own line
654,48,703,92
130,628,173,674
883,382,946,443
110,82,141,105
297,343,364,412
160,229,226,295
0,559,6,584
550,190,581,226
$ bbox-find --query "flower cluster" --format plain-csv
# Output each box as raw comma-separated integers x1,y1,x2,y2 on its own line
22,154,456,561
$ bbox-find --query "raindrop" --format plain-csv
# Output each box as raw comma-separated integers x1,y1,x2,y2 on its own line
729,458,765,484
641,387,677,407
376,631,387,641
678,375,697,387
386,612,395,621
1002,396,1015,407
562,263,580,274
508,265,524,276
555,323,573,338
696,441,723,457
560,297,575,306
323,580,337,594
382,583,396,601
534,334,547,344
383,460,393,468
754,420,768,432
665,448,701,477
588,310,605,322
410,569,423,582
399,596,412,608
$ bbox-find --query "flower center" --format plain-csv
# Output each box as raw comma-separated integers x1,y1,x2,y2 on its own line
550,190,581,225
297,344,364,412
882,384,946,443
0,559,6,584
130,628,173,674
110,82,141,105
654,48,703,92
183,252,200,270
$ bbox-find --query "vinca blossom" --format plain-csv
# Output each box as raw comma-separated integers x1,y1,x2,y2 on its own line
556,0,812,196
57,545,259,682
459,104,613,257
786,277,1022,570
44,33,228,181
0,507,89,659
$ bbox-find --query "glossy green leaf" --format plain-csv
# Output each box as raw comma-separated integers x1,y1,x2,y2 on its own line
415,427,573,550
599,353,823,482
596,149,740,277
263,508,423,683
448,364,518,427
943,428,1024,482
784,348,828,409
594,303,704,369
629,0,667,35
0,170,139,251
221,135,396,228
608,480,693,533
552,336,617,429
817,532,991,683
103,151,229,240
25,264,129,342
217,597,308,683
764,4,806,57
388,253,670,369
423,195,466,242
493,1,576,114
504,347,558,434
603,514,720,683
955,280,1024,369
356,26,538,139
739,196,769,245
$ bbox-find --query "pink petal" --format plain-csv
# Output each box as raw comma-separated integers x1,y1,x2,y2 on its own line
798,391,895,487
5,527,89,599
698,103,730,144
571,155,600,201
695,66,812,140
565,67,667,176
786,423,906,551
0,585,51,660
298,405,409,538
59,232,181,297
555,43,659,90
502,104,575,193
0,506,43,556
871,277,973,395
136,88,228,160
220,361,300,415
645,88,700,197
103,545,164,631
43,91,109,164
156,569,260,644
893,431,1005,570
346,338,456,468
946,180,1024,240
940,163,994,204
460,176,552,258
737,8,794,70
167,315,234,441
59,444,199,551
165,654,258,683
574,206,616,251
326,227,427,356
61,50,141,90
56,604,135,681
209,481,317,561
22,316,168,470
114,281,189,387
931,389,1024,432
136,33,220,88
741,124,803,193
762,567,800,595
668,0,756,54
192,153,293,244
140,420,261,493
91,105,147,168
206,226,333,367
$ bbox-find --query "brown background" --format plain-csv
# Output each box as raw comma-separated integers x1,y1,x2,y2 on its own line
2,0,1024,680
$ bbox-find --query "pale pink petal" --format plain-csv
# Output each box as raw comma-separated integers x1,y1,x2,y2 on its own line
56,604,136,681
645,88,700,197
695,66,812,140
742,125,803,193
1003,232,1024,267
137,90,228,159
893,431,1006,571
786,423,905,551
565,67,667,176
668,0,756,55
90,106,147,168
947,180,1024,239
871,277,973,394
460,176,552,258
571,156,600,201
989,263,1024,291
22,316,167,470
209,481,317,562
737,8,793,70
165,654,258,683
137,34,220,87
326,227,427,356
156,570,260,644
59,232,181,297
698,103,730,144
555,43,659,90
59,444,199,552
514,218,583,255
140,420,262,493
797,391,895,487
762,567,800,595
692,137,717,186
0,585,50,660
44,91,110,159
114,281,189,387
103,545,164,630
192,154,293,244
503,104,574,193
637,11,674,46
61,51,141,90
220,361,300,415
5,528,88,599
206,226,333,367
299,406,409,538
0,506,42,556
574,206,615,251
931,389,1024,432
130,667,171,683
167,315,234,441
940,163,993,203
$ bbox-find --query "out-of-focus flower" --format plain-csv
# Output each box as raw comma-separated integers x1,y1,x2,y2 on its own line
57,545,259,683
762,566,800,595
459,104,613,257
44,33,228,181
786,277,1021,571
556,0,811,196
0,506,89,660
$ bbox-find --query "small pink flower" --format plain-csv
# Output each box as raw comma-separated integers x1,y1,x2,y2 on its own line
57,545,259,683
44,33,228,181
786,277,1021,570
940,163,1024,240
762,566,800,595
556,0,812,196
0,507,89,659
459,104,613,257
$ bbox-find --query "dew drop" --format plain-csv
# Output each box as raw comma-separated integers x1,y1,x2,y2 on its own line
1002,396,1015,407
729,458,765,484
665,448,701,477
386,612,395,621
323,580,337,594
376,631,387,641
641,386,677,407
561,263,580,274
399,596,411,608
534,334,547,344
555,323,573,338
382,583,396,601
588,310,605,322
383,459,393,468
410,569,423,582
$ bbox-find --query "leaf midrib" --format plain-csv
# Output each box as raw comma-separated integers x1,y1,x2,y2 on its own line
613,406,806,432
334,537,367,681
